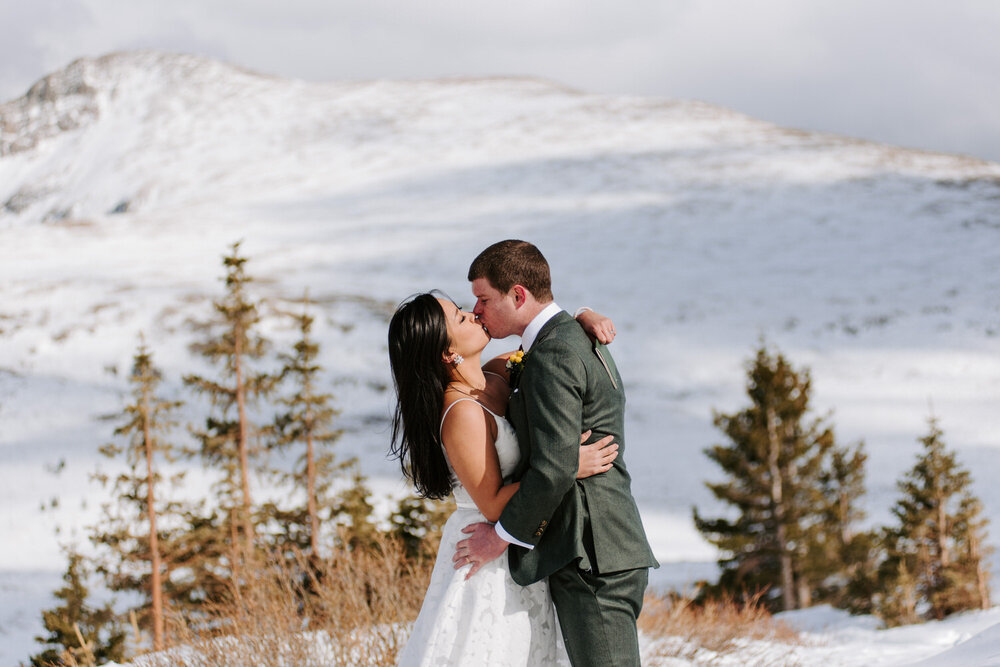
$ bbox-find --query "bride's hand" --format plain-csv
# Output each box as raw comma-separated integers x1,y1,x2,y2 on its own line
577,430,619,478
575,309,616,344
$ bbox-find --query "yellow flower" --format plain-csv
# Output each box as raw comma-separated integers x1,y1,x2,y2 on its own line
506,350,526,373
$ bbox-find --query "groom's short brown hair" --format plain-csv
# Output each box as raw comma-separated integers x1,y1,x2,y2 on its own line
468,239,553,302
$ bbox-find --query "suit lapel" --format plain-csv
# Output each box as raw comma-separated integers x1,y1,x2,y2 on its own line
506,311,570,475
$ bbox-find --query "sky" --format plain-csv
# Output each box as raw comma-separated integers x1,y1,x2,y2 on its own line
2,0,999,163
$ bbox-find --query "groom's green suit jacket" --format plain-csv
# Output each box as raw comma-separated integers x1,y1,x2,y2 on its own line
501,310,658,586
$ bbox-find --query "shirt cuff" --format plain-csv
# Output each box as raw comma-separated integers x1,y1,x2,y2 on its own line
573,306,593,318
495,521,535,550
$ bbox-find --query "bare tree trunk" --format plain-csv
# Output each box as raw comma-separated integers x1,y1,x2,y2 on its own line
142,386,165,651
799,581,812,608
936,494,950,567
900,561,918,624
233,331,254,547
767,407,796,611
229,506,243,592
306,427,320,555
839,491,853,548
970,530,991,610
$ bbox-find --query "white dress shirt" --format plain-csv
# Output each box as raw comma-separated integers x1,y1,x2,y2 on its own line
494,302,562,550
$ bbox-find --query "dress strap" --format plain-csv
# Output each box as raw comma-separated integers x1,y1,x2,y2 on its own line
440,398,501,440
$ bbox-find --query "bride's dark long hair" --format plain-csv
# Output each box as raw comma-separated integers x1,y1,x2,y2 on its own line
388,292,454,499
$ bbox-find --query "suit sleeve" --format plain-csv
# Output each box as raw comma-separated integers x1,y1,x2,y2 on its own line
498,339,585,545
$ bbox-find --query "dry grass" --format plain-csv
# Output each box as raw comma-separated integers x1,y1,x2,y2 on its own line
131,533,434,667
639,591,802,665
117,534,806,666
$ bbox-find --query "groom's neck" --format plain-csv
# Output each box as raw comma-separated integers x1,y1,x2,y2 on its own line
516,300,552,335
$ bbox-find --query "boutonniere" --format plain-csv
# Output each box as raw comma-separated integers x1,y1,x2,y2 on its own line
506,349,528,384
505,349,526,372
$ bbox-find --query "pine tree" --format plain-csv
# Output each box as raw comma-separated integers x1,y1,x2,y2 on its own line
164,505,232,611
390,494,456,562
878,418,991,624
262,462,380,555
808,442,879,610
334,463,380,552
693,344,864,611
877,559,920,626
266,297,345,556
91,343,183,651
31,551,126,667
184,241,276,555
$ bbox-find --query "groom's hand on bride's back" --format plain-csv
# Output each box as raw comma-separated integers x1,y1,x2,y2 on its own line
455,522,507,579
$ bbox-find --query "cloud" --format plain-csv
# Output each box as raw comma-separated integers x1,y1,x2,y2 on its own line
0,0,91,98
2,0,999,161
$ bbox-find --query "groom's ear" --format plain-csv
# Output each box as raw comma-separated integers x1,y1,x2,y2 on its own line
511,285,527,307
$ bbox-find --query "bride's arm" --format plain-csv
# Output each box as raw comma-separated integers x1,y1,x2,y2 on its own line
574,307,616,344
479,309,617,378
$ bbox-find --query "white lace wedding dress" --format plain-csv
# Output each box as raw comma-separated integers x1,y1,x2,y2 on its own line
397,399,570,666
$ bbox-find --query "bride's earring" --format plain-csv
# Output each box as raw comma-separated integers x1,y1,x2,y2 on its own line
451,354,464,366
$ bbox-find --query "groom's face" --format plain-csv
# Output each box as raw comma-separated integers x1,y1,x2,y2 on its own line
471,278,518,340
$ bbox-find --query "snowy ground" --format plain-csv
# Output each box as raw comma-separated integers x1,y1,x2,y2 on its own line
95,607,1000,666
3,51,1000,665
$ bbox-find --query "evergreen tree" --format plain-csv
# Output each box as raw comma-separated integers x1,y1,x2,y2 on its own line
264,461,380,555
877,418,991,624
390,494,455,561
877,559,920,626
31,551,126,667
163,505,233,611
91,343,183,651
334,463,380,552
184,241,276,555
693,344,865,611
266,297,345,556
809,442,880,611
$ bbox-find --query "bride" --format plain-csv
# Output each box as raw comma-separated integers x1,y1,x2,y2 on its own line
387,292,618,666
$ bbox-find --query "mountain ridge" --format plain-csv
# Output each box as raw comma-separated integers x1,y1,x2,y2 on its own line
3,51,997,227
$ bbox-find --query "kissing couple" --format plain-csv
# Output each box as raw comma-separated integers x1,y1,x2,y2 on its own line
388,240,658,666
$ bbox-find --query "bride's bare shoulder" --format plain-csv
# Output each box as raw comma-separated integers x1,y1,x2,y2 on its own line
440,396,495,444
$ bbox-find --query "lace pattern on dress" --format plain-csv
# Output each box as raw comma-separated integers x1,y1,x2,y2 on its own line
397,398,569,666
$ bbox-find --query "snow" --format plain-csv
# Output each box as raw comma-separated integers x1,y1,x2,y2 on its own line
775,606,1000,666
3,50,1000,665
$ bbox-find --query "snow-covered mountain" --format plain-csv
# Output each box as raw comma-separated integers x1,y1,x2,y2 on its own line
2,51,1000,664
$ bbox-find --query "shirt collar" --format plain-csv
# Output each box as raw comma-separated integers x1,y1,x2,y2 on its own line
521,302,562,352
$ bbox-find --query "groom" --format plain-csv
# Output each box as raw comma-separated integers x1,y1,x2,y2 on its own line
456,240,658,667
